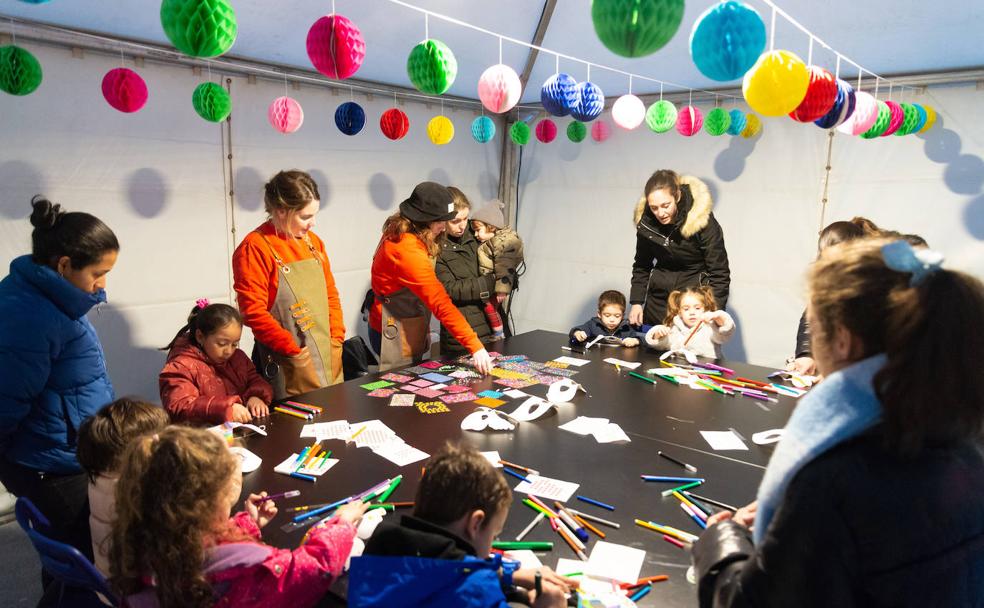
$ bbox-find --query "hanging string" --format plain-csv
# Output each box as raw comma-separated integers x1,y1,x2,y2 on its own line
688,89,692,108
888,82,893,101
207,61,212,82
498,36,502,65
628,74,633,95
119,46,125,68
440,98,444,116
331,0,336,15
857,68,863,92
834,55,840,80
586,63,591,82
283,70,288,98
424,12,429,41
769,6,777,51
9,18,16,45
659,81,663,101
807,36,813,66
349,84,353,102
555,53,559,75
874,77,879,99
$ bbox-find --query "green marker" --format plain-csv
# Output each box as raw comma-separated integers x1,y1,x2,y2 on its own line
660,480,703,497
367,504,395,511
377,475,403,503
491,541,554,551
628,371,657,384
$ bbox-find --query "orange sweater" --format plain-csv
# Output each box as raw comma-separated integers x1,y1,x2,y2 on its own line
232,222,345,356
370,233,483,354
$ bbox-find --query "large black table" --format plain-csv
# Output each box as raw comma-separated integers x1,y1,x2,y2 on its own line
239,330,796,606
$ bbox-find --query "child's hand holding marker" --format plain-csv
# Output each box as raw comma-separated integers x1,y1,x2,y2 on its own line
245,492,279,528
335,500,370,526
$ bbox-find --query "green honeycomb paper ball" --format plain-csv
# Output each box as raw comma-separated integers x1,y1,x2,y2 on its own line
591,0,685,58
510,121,531,145
161,0,238,58
192,82,231,122
860,101,891,139
704,107,731,136
567,120,587,142
406,39,457,95
0,45,43,96
895,103,920,136
645,100,677,133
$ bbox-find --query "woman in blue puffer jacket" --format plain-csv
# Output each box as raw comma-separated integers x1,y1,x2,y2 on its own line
0,196,119,565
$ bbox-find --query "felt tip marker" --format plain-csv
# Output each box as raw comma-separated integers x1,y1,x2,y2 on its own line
502,467,530,483
288,471,316,483
249,490,300,503
575,495,615,511
641,475,705,483
658,450,698,473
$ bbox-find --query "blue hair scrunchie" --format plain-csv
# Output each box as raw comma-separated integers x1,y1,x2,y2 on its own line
881,240,944,286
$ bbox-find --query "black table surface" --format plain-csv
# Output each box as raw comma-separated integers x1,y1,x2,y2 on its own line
239,330,796,606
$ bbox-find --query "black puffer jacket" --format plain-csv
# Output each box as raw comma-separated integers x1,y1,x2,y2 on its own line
435,229,496,354
693,430,984,607
794,311,811,358
630,176,730,325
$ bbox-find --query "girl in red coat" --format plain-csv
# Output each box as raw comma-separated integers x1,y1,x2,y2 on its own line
111,426,367,608
159,302,272,424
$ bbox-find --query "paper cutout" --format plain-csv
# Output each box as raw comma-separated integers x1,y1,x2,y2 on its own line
409,379,434,388
381,373,414,383
460,407,516,432
752,429,784,445
449,369,479,379
229,446,262,473
552,356,591,367
602,358,641,370
555,559,620,597
402,365,434,375
416,400,450,414
508,396,556,421
440,391,479,404
659,348,698,364
545,378,583,403
428,383,449,390
360,380,395,391
474,396,506,408
273,452,339,476
504,549,542,570
350,420,398,448
477,390,504,399
367,388,397,398
700,430,749,451
421,372,454,383
513,474,579,502
389,394,416,407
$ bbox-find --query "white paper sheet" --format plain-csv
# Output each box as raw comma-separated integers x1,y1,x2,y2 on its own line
587,541,646,584
552,356,592,367
559,416,610,436
503,389,530,399
480,451,503,467
603,358,641,370
592,423,631,443
300,420,351,441
371,441,429,466
555,558,620,596
514,474,579,502
504,550,542,570
700,430,749,451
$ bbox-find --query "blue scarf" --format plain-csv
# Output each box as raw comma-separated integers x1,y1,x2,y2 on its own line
754,354,886,544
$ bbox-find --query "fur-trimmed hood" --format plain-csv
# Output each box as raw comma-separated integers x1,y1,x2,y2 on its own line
633,175,713,238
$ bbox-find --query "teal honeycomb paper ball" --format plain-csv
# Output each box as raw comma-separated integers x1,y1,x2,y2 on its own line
0,45,42,96
192,82,231,122
407,39,457,95
592,0,685,58
472,115,496,143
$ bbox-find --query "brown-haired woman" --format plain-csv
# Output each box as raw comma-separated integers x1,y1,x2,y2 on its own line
368,182,493,374
629,170,730,327
232,170,345,399
693,238,984,606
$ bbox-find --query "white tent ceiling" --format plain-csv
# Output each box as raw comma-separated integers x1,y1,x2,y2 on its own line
2,0,982,104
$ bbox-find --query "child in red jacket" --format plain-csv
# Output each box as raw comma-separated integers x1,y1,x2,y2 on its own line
111,426,367,608
159,301,273,424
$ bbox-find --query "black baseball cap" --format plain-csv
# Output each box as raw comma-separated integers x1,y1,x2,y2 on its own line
399,182,456,223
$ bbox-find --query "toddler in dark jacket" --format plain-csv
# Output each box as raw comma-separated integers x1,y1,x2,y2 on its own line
569,290,641,347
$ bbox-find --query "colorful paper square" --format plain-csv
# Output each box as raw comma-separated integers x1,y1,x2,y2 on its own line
381,373,414,383
474,396,506,408
415,387,445,399
361,380,395,391
439,392,479,404
421,372,454,383
389,394,416,407
409,379,434,388
417,400,450,414
444,384,472,394
478,390,504,399
399,385,420,393
367,388,397,398
419,361,443,369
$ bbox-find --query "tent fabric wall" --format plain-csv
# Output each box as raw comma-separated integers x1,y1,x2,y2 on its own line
510,86,983,368
0,44,501,401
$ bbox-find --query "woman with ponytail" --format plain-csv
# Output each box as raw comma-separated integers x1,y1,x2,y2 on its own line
692,238,984,607
0,195,119,564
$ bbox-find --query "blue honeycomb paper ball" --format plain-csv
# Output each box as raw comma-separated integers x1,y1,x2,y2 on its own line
690,0,766,82
541,73,577,117
334,101,366,135
726,109,747,135
471,115,496,143
571,81,605,122
814,78,856,129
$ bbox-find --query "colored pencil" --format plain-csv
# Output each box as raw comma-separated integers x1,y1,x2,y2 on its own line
620,575,669,589
680,502,707,529
682,321,705,347
554,501,590,543
285,400,322,413
528,495,559,518
523,498,556,519
693,361,735,375
348,425,367,440
280,404,314,419
671,490,703,516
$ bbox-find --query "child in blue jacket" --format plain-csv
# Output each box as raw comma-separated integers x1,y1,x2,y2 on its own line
569,290,641,347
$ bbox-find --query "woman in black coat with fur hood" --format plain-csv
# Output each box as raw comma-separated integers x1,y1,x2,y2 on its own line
628,170,731,327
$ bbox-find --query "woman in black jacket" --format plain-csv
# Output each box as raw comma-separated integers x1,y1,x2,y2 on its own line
435,187,500,354
693,238,984,607
628,170,730,327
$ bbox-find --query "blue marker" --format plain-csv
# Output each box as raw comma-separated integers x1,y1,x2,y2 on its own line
502,467,530,483
629,584,652,602
575,495,615,511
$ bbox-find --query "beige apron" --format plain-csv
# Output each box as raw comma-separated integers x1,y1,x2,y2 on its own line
254,233,342,399
377,287,432,372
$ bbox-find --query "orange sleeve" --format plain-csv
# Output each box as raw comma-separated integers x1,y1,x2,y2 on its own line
232,236,302,356
395,239,483,354
310,234,346,344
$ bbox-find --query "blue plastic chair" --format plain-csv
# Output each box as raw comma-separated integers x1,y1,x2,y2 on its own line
15,497,119,607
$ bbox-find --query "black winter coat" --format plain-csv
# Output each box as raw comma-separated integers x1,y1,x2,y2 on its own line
630,176,730,325
693,430,984,608
794,311,811,358
435,229,497,354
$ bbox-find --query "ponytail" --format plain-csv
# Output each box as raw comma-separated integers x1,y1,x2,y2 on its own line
809,238,984,455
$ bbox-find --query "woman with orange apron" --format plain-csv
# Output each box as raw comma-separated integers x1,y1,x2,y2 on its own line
368,182,493,375
232,170,345,399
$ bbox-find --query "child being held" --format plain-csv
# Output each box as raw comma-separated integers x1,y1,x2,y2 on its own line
569,290,641,347
110,426,367,608
644,286,735,358
160,300,273,424
470,200,525,340
353,442,574,607
76,398,170,577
